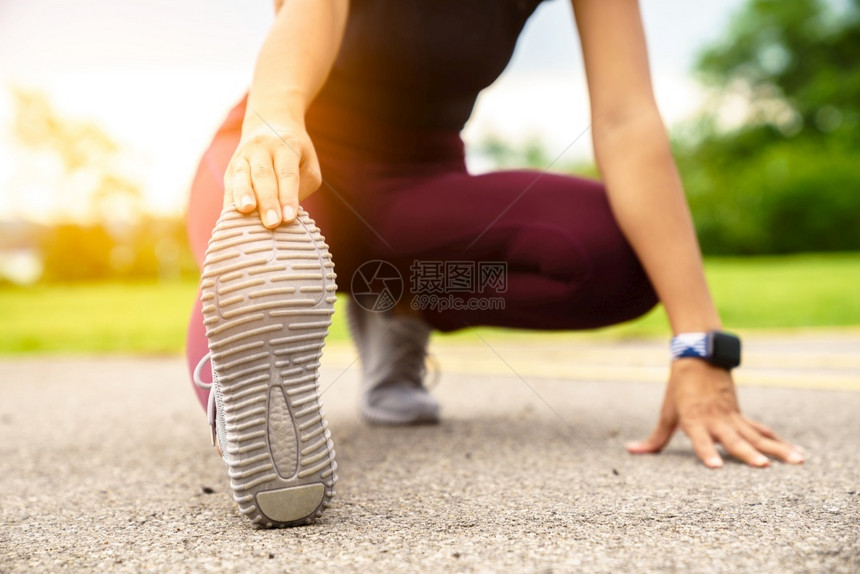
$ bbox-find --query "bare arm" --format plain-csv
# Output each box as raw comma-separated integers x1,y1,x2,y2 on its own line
225,0,349,227
573,0,717,334
571,0,803,468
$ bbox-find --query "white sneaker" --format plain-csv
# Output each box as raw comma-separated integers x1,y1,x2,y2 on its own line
194,206,338,528
346,300,440,425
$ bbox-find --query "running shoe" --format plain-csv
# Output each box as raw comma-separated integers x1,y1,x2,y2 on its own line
195,205,337,528
346,300,440,425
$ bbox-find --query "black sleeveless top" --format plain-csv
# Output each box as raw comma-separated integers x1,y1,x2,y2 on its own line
311,0,546,130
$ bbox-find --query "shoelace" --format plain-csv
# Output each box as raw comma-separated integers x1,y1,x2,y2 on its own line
387,317,442,390
193,353,218,446
346,300,440,391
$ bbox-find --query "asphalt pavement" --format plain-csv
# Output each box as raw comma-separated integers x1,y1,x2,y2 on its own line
1,334,858,573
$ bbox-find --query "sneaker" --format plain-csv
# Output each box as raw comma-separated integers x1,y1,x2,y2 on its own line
346,300,440,425
194,205,338,528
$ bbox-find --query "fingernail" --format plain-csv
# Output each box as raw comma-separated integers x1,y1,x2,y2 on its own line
625,441,643,451
265,209,280,227
239,196,254,210
282,205,295,221
707,456,723,468
787,451,804,464
754,455,770,467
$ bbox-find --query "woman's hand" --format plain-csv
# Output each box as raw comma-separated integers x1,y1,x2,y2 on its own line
222,0,347,228
223,121,322,228
626,359,805,468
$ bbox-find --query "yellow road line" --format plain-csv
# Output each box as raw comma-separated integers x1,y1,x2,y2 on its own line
320,341,860,392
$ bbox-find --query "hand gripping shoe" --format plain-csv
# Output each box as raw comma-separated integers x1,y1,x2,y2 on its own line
195,206,337,528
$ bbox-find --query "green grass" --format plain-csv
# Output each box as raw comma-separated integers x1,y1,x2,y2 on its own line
703,253,860,328
0,281,201,354
1,253,858,355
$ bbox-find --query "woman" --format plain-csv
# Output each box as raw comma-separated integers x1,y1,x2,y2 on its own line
186,0,803,528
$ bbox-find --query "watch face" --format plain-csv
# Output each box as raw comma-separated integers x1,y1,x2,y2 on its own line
710,332,742,369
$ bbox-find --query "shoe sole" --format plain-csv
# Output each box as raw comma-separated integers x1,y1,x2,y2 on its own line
200,206,337,528
360,404,440,426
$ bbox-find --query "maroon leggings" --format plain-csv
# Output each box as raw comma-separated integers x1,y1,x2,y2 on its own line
185,97,657,407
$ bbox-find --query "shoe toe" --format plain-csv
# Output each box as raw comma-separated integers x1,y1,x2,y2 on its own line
362,385,440,425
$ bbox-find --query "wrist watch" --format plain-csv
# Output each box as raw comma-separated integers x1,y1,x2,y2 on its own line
670,330,742,370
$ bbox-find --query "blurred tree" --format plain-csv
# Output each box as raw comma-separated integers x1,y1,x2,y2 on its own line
676,0,860,254
475,133,598,178
696,0,860,138
8,88,196,281
12,88,119,172
477,3,860,254
39,223,115,282
11,88,143,223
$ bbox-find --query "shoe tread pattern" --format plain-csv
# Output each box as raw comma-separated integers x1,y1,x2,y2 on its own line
200,207,337,528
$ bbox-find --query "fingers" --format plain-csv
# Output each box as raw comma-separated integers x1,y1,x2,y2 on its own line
224,128,321,227
625,421,676,454
742,415,780,441
227,158,256,213
626,398,677,454
640,361,802,470
273,146,300,223
685,415,804,469
683,424,724,468
710,422,770,468
737,416,805,465
247,152,283,228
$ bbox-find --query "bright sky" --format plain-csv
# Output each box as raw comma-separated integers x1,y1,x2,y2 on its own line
0,0,744,222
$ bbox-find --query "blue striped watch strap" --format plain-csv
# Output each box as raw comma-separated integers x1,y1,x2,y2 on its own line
670,332,708,361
